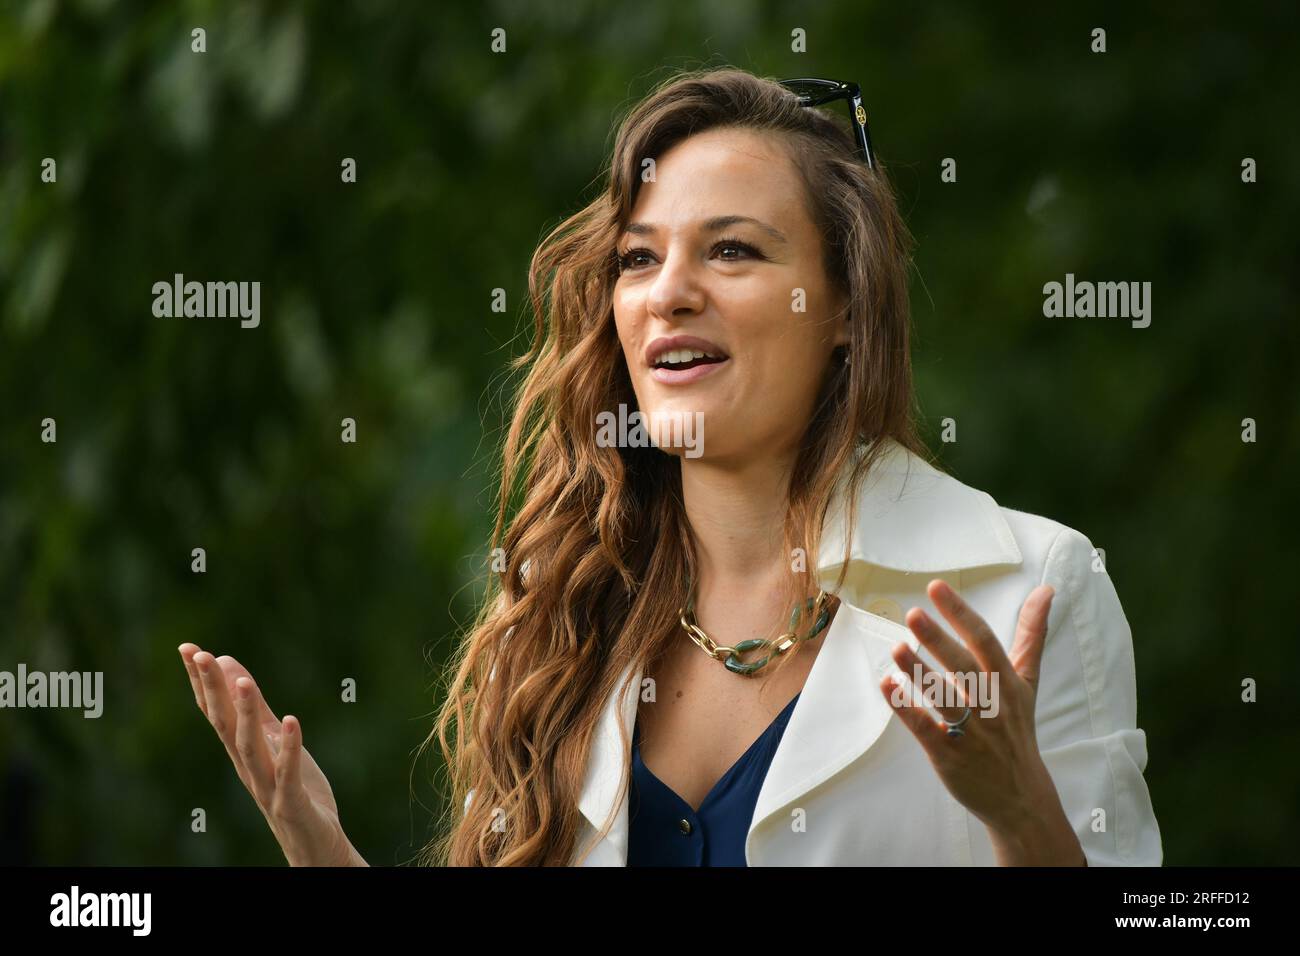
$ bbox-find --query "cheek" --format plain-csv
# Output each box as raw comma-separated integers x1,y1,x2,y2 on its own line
731,294,829,376
728,269,830,334
613,284,645,326
731,324,832,421
612,300,638,356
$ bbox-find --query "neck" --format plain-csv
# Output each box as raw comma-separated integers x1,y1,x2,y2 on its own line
679,451,795,601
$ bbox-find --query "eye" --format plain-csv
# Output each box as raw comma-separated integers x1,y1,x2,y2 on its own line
615,237,765,274
712,236,763,262
617,247,655,272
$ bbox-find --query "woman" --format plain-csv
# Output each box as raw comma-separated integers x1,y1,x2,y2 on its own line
177,67,1161,867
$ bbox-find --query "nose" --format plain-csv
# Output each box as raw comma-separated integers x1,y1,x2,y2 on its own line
646,244,707,322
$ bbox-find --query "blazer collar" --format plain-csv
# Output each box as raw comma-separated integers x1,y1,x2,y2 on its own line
575,436,1023,863
816,436,1023,573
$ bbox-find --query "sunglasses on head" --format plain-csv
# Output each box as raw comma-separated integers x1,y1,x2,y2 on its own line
777,77,876,171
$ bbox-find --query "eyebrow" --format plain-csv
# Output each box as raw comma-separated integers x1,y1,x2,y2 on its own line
623,215,789,245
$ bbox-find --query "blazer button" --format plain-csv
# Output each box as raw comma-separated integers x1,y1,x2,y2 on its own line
678,818,693,835
866,598,903,622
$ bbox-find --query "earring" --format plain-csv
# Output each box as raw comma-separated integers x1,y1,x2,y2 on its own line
841,347,852,367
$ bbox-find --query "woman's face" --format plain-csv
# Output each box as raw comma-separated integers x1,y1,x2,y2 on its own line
612,126,848,466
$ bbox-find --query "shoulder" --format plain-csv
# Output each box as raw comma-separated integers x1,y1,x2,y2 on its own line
906,453,1131,670
996,505,1102,581
993,504,1119,621
992,502,1137,725
985,501,1127,649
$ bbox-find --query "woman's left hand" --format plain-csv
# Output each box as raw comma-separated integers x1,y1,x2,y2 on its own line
878,579,1087,866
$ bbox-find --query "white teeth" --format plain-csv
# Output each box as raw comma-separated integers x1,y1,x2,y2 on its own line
656,347,724,365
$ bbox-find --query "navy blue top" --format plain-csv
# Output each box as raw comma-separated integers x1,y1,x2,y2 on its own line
627,692,801,866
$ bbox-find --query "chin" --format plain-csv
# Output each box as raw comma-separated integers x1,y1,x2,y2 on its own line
639,406,708,461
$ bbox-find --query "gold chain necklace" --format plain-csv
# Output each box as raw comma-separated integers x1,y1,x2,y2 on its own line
678,578,834,676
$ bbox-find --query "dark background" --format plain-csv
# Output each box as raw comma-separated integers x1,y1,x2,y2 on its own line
1,0,1296,865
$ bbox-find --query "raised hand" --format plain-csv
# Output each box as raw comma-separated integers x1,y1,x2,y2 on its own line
878,580,1086,866
178,644,367,867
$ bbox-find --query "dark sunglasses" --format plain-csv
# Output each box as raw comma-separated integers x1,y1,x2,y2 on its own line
777,77,876,171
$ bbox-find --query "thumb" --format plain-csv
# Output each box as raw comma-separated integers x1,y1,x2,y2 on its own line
1009,585,1054,692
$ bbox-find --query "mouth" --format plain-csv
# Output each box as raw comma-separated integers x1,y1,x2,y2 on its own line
651,352,728,372
648,354,730,385
643,335,731,385
644,334,731,370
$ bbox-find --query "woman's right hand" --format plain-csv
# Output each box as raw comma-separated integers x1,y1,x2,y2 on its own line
178,643,367,867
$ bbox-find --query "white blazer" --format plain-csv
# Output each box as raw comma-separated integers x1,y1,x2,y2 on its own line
566,438,1163,866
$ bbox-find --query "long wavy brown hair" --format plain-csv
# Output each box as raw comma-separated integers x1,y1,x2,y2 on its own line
418,66,928,866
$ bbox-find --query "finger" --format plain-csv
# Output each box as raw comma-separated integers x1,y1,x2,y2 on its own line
890,641,970,723
194,652,252,787
234,676,277,808
927,579,1012,674
273,715,307,814
213,655,282,732
1009,585,1054,693
905,605,980,676
879,674,948,752
178,644,208,715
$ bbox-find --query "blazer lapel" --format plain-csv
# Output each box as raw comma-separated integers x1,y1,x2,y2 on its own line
574,608,914,866
574,659,642,864
746,597,915,850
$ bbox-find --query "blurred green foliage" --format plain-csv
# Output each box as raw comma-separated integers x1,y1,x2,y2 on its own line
1,0,1296,865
